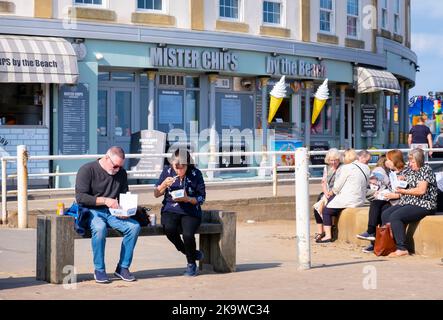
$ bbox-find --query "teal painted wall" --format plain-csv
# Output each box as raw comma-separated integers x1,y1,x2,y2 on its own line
53,61,98,188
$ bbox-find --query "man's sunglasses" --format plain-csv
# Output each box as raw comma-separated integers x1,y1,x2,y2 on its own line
108,156,122,170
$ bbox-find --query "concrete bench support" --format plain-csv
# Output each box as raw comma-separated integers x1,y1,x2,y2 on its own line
199,211,236,273
36,215,75,284
36,210,236,284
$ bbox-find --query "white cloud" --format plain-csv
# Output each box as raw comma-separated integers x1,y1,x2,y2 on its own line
412,0,443,19
411,33,443,57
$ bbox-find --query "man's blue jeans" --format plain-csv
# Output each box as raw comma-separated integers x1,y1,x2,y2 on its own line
88,208,141,272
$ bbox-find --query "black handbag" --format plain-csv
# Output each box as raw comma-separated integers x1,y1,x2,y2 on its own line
133,206,151,227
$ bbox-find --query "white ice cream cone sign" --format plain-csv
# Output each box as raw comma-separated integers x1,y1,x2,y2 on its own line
312,79,329,124
268,76,287,123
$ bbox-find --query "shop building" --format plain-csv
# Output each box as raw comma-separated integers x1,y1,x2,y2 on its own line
0,0,417,186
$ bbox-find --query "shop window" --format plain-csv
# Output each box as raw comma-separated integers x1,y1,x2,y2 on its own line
346,0,359,38
219,0,239,20
381,0,388,30
394,0,400,34
98,72,110,81
0,83,44,126
185,76,200,89
263,1,281,25
159,74,184,87
301,97,332,136
74,0,103,6
137,0,162,11
111,72,135,82
320,0,335,34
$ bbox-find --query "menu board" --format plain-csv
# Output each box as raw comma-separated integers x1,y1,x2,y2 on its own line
58,84,89,155
361,104,377,135
221,98,241,127
159,91,183,124
130,130,166,179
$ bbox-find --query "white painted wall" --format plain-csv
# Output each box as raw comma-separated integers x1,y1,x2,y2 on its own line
7,0,34,17
310,0,380,50
204,0,301,41
378,0,405,37
6,0,408,49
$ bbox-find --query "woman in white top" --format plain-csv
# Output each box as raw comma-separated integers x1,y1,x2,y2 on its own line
313,149,343,241
317,149,370,243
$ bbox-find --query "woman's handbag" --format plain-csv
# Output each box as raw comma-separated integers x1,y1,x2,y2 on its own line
374,223,397,256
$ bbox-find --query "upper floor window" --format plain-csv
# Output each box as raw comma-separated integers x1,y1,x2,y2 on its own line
394,0,401,34
320,0,335,33
263,1,281,25
346,0,359,38
219,0,239,20
74,0,103,5
137,0,162,11
381,0,388,30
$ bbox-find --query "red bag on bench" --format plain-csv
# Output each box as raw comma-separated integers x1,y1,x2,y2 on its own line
374,223,396,256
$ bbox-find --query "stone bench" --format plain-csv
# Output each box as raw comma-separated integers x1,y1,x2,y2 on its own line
36,210,236,284
336,207,443,257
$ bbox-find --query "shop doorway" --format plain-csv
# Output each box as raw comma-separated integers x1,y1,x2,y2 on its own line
97,87,135,157
345,100,355,148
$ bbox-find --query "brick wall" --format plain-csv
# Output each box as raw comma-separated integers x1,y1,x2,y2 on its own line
0,127,49,187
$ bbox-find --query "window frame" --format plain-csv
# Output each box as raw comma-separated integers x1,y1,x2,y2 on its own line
218,0,242,22
73,0,106,8
393,0,401,34
346,0,360,39
135,0,168,14
381,0,388,31
262,0,284,27
319,0,336,35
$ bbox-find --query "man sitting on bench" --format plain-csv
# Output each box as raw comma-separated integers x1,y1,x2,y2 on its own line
75,146,141,284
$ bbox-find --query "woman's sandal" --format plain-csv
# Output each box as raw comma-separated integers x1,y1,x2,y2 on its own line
314,233,325,241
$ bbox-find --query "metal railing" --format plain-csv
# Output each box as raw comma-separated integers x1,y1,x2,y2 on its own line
2,145,441,270
1,145,440,229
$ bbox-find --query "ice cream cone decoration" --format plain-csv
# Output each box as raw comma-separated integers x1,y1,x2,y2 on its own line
268,76,287,123
312,79,329,124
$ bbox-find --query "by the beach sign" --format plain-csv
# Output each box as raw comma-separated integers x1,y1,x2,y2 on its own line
266,56,326,79
150,47,239,72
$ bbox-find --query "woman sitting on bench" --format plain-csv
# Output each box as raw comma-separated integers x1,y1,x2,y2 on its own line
381,148,438,257
154,149,206,276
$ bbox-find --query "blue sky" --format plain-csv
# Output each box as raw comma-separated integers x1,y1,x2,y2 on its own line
410,0,443,98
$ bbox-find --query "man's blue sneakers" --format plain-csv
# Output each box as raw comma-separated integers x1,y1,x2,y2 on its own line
114,266,136,282
94,270,110,284
184,263,197,277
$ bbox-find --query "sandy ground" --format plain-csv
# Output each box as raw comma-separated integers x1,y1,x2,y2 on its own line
1,220,443,300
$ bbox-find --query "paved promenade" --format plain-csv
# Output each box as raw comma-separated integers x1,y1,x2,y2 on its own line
1,220,443,300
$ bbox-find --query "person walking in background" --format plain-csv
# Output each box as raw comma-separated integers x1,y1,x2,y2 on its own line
154,149,206,277
313,148,343,241
408,114,433,157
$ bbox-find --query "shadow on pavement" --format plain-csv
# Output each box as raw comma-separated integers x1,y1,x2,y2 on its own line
0,277,48,291
311,259,387,269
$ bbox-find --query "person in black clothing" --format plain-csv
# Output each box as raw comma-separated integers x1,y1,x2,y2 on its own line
154,149,206,277
408,114,433,157
75,146,140,283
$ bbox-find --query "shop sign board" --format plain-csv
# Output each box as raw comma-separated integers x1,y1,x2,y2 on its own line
361,104,378,136
130,130,166,179
266,57,327,79
58,84,89,155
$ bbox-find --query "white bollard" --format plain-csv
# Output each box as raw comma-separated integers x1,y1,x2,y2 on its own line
295,148,311,270
17,145,28,229
1,158,7,225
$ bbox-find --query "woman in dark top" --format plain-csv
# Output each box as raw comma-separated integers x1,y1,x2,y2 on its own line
154,149,206,276
408,115,433,157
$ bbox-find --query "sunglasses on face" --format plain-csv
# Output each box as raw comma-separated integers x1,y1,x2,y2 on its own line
108,156,122,170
